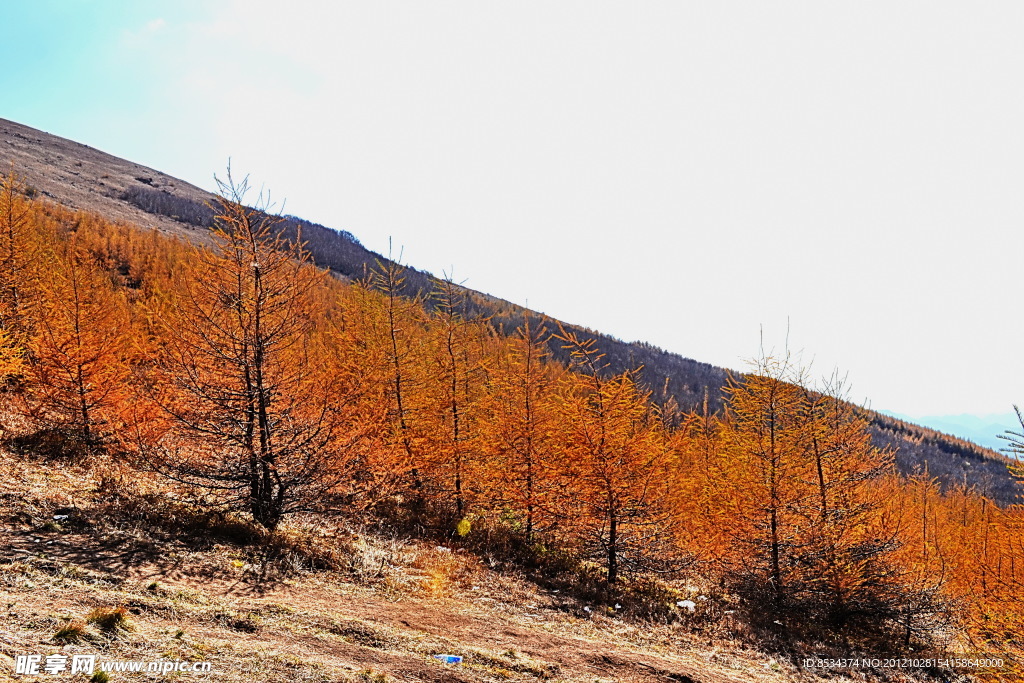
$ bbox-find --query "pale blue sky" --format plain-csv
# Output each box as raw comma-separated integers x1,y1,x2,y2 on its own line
3,2,1024,433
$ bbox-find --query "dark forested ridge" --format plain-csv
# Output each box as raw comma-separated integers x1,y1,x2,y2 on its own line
1,116,1017,503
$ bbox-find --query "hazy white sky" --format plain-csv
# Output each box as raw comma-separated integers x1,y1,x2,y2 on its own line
4,1,1024,418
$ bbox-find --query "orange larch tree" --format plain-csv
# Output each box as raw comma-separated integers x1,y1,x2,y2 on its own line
365,257,432,501
136,171,368,530
481,314,561,539
790,378,922,635
28,238,131,447
421,275,491,519
0,169,40,383
714,357,814,604
552,328,678,584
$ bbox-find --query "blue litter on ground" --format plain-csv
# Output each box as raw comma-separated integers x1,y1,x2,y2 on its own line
433,654,463,664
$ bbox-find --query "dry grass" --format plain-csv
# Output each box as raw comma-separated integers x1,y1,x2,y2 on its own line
0,417,973,683
86,606,133,633
409,545,478,597
52,619,89,644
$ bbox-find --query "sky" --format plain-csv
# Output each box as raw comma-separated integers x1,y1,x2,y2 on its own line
2,1,1024,433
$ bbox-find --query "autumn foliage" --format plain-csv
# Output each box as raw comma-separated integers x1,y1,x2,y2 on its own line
133,172,372,531
0,168,1021,674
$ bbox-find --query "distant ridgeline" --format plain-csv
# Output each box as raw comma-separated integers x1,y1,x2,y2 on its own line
119,180,1019,506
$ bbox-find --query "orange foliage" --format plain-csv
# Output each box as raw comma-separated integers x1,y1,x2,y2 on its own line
480,315,562,538
132,172,370,530
0,166,1020,667
0,169,39,383
28,238,132,445
550,329,680,583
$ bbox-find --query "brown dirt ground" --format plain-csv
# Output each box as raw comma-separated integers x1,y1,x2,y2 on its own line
1,525,769,683
0,437,831,683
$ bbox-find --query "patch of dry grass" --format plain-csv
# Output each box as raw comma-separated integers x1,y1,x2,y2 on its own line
0,416,964,683
52,619,89,643
86,605,133,633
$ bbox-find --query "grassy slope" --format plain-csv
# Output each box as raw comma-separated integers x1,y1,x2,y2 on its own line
0,427,822,683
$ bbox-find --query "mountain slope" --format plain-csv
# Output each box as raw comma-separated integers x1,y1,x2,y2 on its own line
1,117,1017,504
0,118,216,242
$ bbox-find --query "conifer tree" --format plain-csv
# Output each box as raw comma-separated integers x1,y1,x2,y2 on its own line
483,314,560,538
29,238,130,446
366,256,430,499
998,405,1024,486
423,274,490,518
553,328,677,584
138,170,365,530
716,357,812,602
791,377,907,631
0,169,36,383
